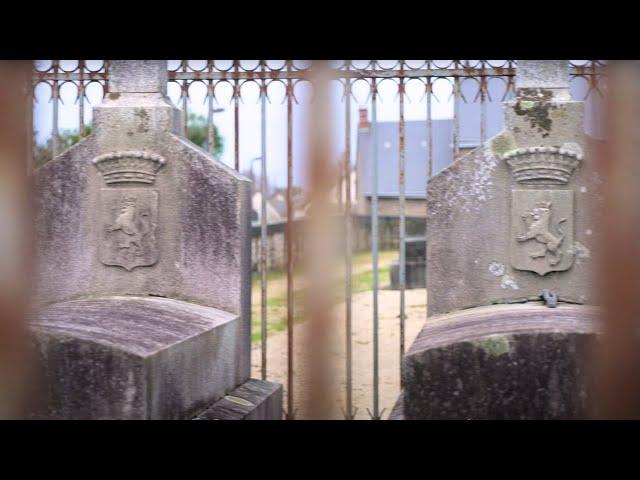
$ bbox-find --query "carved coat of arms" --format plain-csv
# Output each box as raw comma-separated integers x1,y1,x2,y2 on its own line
93,151,165,271
503,145,582,276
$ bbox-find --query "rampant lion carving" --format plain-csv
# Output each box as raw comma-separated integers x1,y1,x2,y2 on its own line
108,197,151,256
516,201,566,266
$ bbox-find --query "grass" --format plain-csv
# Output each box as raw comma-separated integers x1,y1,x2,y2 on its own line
250,249,398,344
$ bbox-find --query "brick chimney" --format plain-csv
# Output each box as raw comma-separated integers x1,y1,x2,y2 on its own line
358,108,369,130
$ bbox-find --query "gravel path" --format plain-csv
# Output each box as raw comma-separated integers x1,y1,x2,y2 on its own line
251,288,427,419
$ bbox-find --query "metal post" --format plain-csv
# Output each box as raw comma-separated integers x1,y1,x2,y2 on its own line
370,77,381,419
260,62,268,381
285,60,295,419
398,73,406,386
343,64,355,419
51,60,60,159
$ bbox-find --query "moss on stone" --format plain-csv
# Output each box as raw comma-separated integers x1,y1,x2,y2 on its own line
475,335,512,356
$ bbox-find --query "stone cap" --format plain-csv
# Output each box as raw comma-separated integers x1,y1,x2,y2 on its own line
32,296,237,357
410,303,600,355
108,60,168,95
516,60,571,101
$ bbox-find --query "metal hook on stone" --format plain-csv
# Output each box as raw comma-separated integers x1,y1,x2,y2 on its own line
541,289,558,308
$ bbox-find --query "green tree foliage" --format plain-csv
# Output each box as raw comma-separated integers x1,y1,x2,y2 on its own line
33,113,224,169
33,125,92,169
185,113,224,158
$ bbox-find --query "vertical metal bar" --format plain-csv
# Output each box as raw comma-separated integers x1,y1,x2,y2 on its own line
260,62,268,381
305,60,334,419
344,64,354,419
207,79,215,155
234,61,240,171
26,75,34,174
452,74,460,163
0,60,33,418
426,75,433,325
78,60,85,138
427,77,433,178
480,76,487,145
286,61,295,418
371,77,380,419
593,60,640,419
51,61,59,159
182,61,188,138
398,72,406,387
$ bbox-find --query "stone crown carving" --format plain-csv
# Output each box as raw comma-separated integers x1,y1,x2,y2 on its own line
93,151,166,185
503,146,582,185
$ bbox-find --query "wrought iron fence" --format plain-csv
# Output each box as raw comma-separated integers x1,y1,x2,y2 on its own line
30,60,606,419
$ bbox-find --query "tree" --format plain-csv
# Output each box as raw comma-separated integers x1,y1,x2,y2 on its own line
185,113,224,159
33,114,224,168
33,125,92,169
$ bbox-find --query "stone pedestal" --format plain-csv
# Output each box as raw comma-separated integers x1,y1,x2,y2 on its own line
394,304,599,420
394,61,602,419
29,61,281,419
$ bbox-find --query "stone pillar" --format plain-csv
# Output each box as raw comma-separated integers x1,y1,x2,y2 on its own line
29,61,282,419
391,60,602,420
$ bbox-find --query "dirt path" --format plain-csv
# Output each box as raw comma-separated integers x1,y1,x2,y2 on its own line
251,287,427,419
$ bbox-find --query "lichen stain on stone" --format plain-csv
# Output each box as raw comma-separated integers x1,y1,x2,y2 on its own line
108,92,120,100
488,261,505,277
490,133,516,157
568,241,590,259
500,275,519,290
514,88,555,138
133,107,150,134
475,335,512,357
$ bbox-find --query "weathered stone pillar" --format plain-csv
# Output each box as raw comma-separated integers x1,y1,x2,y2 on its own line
391,60,603,420
29,61,282,419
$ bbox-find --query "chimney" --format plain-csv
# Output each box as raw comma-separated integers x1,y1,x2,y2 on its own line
358,108,369,130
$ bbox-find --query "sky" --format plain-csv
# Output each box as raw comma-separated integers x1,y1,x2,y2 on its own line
33,60,599,188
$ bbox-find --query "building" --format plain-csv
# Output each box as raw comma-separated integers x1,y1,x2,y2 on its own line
355,75,603,217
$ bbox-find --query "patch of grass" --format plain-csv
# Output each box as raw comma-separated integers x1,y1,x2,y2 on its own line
352,265,391,294
250,249,399,344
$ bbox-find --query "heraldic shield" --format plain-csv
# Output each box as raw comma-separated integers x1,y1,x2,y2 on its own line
510,189,574,276
100,188,159,271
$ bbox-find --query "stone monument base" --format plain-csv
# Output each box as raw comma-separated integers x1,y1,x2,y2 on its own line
397,303,600,420
390,259,426,290
29,296,260,420
195,378,282,420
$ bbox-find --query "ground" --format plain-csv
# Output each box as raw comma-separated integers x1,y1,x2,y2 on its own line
250,250,426,419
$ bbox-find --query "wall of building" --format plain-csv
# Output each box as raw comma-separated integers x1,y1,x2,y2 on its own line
251,214,426,272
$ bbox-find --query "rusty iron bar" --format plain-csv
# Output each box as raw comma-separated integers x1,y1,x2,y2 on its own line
398,73,406,388
0,60,34,418
427,77,433,178
343,61,355,419
206,61,216,156
166,65,605,82
304,61,335,419
51,61,60,159
234,61,240,171
593,61,640,419
32,64,603,83
452,73,460,163
285,60,295,419
181,61,188,138
370,77,380,420
32,64,604,101
260,61,268,381
26,79,34,174
480,76,487,145
78,60,85,139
